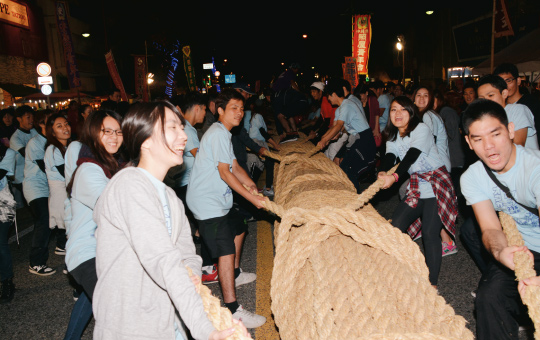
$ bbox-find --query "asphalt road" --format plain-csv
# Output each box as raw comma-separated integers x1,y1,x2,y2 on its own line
0,181,535,339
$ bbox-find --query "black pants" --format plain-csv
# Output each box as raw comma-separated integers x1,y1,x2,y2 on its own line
70,257,98,300
460,216,489,274
28,197,51,267
391,198,442,285
476,250,540,340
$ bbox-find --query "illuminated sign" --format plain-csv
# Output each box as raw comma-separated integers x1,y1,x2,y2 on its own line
225,74,236,84
203,63,213,69
38,76,53,85
41,85,52,95
36,63,52,77
0,0,29,28
352,14,371,75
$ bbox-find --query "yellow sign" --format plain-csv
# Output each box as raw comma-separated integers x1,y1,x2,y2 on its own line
0,0,29,28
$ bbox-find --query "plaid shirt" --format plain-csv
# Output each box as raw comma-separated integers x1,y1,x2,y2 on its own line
405,166,458,238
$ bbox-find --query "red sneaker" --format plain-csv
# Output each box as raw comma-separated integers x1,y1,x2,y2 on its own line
202,264,218,284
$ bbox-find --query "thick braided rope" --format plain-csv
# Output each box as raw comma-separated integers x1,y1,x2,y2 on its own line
499,212,540,339
186,267,250,340
348,164,400,210
263,140,473,339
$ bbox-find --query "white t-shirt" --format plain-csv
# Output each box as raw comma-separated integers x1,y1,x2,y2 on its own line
506,103,539,150
386,123,445,198
461,145,540,253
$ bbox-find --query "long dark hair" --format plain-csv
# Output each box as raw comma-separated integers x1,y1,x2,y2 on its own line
45,113,71,157
79,109,123,175
121,101,185,167
382,96,421,142
413,86,434,116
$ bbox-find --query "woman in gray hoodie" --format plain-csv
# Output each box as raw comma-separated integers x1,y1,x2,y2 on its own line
93,101,250,340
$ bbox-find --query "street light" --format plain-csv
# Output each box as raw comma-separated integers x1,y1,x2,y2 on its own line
396,35,405,85
82,33,90,38
147,73,154,85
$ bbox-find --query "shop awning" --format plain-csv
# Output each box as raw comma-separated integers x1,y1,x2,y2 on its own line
474,28,540,75
21,91,94,100
0,83,40,97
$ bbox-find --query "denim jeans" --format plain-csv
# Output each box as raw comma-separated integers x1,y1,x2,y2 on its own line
0,220,13,280
28,197,51,266
63,292,93,340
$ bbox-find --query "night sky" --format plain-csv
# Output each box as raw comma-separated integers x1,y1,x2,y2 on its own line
71,0,496,89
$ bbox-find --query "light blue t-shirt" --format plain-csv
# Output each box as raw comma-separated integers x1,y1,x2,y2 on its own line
186,122,236,220
378,94,392,130
334,97,370,135
249,113,268,142
44,145,66,182
0,148,16,191
386,123,445,198
138,168,172,235
9,128,38,184
461,145,540,253
22,134,49,202
423,110,451,172
307,108,320,121
506,103,539,150
179,121,199,187
66,162,109,271
64,141,82,185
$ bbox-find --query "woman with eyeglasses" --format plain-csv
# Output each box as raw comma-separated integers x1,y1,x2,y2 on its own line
63,110,124,340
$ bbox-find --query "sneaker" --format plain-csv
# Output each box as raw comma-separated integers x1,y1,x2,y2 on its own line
280,134,298,144
442,241,458,257
412,232,422,241
232,305,266,328
0,279,15,304
202,264,218,284
63,264,68,275
245,216,256,223
471,290,477,298
262,187,274,197
55,246,66,255
29,265,56,276
235,269,256,287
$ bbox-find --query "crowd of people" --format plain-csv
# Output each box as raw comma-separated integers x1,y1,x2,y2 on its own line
0,61,540,339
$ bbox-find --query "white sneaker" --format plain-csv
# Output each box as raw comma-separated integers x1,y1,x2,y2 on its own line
235,269,256,287
232,305,266,328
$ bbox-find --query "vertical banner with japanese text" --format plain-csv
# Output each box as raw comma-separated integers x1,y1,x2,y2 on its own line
55,1,81,89
134,55,149,102
105,50,128,101
343,57,358,90
352,14,372,75
182,46,196,92
494,0,514,38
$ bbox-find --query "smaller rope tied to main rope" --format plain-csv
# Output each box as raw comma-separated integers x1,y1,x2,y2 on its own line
499,212,540,340
186,267,251,340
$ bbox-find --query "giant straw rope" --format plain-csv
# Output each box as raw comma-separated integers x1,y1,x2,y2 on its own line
499,212,540,340
260,139,474,339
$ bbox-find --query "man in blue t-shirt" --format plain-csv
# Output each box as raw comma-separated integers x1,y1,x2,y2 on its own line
186,89,266,329
460,99,540,339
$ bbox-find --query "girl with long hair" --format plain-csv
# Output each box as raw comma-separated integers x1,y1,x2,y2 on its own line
63,110,123,339
44,113,72,256
92,101,249,339
378,96,457,287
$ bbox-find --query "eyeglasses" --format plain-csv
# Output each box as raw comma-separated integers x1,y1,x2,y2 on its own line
504,77,516,84
101,128,123,136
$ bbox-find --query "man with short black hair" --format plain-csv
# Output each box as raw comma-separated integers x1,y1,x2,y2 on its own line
495,63,540,145
461,98,540,339
371,80,391,131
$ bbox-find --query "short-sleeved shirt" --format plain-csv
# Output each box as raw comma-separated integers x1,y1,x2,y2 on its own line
9,128,37,184
461,145,540,253
320,96,336,122
334,97,370,135
422,110,451,172
45,145,66,182
22,134,49,202
249,113,268,142
505,103,539,150
186,122,236,220
179,121,199,187
138,168,172,236
0,148,16,191
386,123,445,198
378,94,392,130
